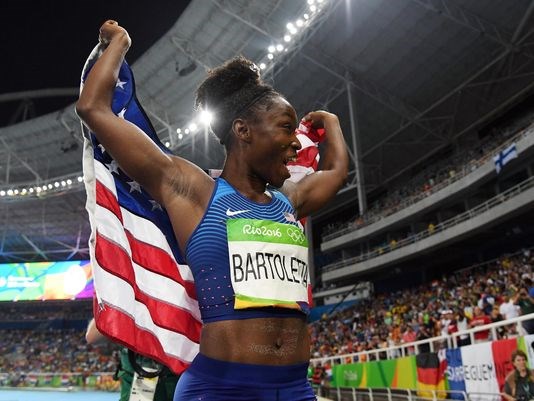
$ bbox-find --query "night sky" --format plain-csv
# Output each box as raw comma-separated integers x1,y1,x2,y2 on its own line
0,0,191,126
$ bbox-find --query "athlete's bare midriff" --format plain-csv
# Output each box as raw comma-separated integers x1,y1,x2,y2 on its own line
199,317,310,365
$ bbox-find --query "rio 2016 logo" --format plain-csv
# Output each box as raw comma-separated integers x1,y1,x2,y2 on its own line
242,224,282,238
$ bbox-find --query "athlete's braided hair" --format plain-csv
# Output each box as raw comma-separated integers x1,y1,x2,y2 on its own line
195,56,280,146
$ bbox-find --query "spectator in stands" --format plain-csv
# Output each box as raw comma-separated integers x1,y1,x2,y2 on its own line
455,309,470,347
526,270,534,298
401,324,417,355
490,306,505,339
416,325,432,353
500,293,520,321
514,286,534,334
480,289,496,315
439,309,453,336
469,306,492,343
502,349,534,401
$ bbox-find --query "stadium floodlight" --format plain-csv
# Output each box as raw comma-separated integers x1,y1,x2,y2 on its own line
0,0,331,200
199,110,213,126
286,23,297,35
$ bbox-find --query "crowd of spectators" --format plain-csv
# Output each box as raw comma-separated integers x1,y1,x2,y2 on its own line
0,299,119,387
0,328,118,387
322,110,534,241
0,250,532,387
310,248,534,360
0,300,93,321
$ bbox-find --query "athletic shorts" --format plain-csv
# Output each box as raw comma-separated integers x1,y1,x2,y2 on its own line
173,353,317,401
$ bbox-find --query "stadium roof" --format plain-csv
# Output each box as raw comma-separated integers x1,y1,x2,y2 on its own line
1,0,534,262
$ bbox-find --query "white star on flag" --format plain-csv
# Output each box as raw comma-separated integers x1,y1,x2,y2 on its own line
116,79,126,89
127,180,142,193
106,160,120,174
149,200,163,211
98,143,106,154
118,108,127,119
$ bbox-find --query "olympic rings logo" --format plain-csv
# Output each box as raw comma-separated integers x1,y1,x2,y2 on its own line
286,227,306,244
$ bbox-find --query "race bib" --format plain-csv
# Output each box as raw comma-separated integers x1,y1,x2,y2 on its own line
129,369,158,401
227,219,311,311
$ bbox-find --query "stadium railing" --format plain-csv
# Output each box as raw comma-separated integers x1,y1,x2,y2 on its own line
310,313,534,366
316,386,501,401
311,316,534,401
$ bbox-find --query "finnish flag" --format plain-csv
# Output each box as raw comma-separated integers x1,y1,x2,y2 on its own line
493,143,518,173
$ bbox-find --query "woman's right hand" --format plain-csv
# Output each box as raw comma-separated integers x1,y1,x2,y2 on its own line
99,20,131,50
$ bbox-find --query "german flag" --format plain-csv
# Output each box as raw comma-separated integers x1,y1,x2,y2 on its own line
416,352,447,399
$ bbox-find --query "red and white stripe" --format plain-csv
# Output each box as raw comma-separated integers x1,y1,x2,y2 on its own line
83,141,201,374
287,133,320,183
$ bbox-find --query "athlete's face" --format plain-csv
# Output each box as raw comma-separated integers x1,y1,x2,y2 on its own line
247,97,300,188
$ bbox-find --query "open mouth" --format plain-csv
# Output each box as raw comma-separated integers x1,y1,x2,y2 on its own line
284,155,297,165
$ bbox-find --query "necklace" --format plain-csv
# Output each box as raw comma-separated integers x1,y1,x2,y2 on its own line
519,377,531,397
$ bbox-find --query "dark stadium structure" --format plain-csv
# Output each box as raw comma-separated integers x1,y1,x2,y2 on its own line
1,0,534,399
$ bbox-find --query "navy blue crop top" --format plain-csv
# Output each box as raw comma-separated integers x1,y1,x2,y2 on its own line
185,178,310,323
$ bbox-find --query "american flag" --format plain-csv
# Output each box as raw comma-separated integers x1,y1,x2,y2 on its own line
80,44,201,374
80,44,320,375
286,120,325,183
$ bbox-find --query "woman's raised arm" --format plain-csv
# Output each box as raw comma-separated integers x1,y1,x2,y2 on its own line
284,110,349,219
76,20,179,202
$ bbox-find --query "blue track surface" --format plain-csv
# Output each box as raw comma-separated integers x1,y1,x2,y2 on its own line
0,389,118,401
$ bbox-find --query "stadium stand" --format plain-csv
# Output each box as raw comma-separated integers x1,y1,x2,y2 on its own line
310,248,532,359
0,301,119,389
